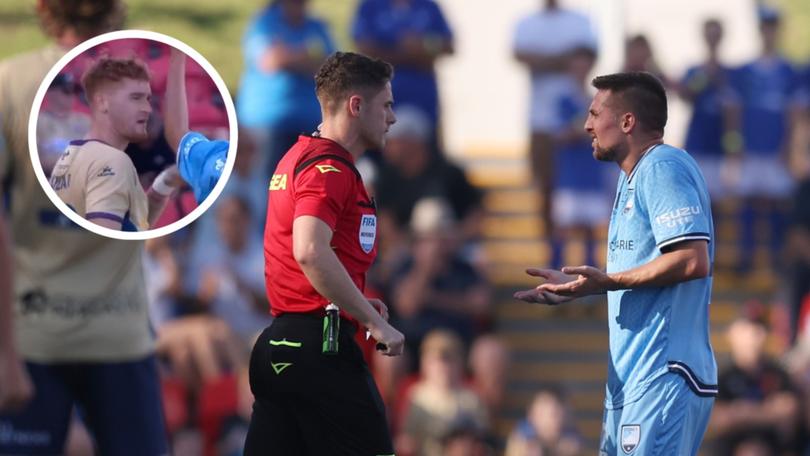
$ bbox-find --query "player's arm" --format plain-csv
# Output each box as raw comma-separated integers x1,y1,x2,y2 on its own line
292,215,404,356
146,165,183,227
515,240,709,303
164,48,189,154
540,240,708,299
0,212,34,412
90,217,121,230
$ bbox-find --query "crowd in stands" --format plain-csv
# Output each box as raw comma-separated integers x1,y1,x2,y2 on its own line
36,0,810,454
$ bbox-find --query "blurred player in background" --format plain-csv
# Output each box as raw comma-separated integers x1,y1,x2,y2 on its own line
0,211,33,414
516,72,717,455
0,1,169,454
48,56,183,231
163,47,229,204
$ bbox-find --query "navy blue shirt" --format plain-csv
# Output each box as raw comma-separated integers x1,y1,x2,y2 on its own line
681,64,734,156
728,57,801,155
352,0,453,123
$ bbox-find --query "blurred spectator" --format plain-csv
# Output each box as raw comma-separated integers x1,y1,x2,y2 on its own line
787,178,810,343
548,45,610,269
396,329,489,456
513,0,598,241
145,235,247,389
710,306,802,455
468,334,510,422
147,234,251,456
678,19,739,200
374,106,482,270
729,437,778,456
190,195,272,345
144,236,185,329
391,197,491,365
189,128,268,263
441,424,496,456
36,73,90,175
504,387,583,456
622,34,673,88
726,5,803,273
352,0,454,131
238,0,335,178
784,337,810,456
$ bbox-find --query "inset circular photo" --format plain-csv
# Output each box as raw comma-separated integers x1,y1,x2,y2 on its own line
29,30,237,240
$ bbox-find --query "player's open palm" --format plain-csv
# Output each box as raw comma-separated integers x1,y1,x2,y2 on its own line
513,268,576,305
540,265,616,298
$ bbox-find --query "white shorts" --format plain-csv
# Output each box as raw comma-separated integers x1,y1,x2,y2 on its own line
552,189,611,228
729,155,794,198
692,156,725,199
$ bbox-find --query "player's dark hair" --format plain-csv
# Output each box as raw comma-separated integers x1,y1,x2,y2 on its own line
37,0,125,40
314,52,393,113
82,56,151,102
591,72,668,134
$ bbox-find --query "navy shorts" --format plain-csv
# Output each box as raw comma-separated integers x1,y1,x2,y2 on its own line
0,355,169,455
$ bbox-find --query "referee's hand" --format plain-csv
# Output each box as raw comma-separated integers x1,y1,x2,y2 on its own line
367,298,389,321
367,321,404,357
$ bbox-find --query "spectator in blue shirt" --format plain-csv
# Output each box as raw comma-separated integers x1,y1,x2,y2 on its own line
238,0,335,178
548,46,612,270
351,0,454,131
726,6,802,273
678,19,738,201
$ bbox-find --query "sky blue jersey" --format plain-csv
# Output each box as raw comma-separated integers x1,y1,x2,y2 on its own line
177,131,228,203
605,143,717,409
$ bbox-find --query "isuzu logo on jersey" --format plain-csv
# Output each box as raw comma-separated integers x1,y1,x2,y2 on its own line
655,206,701,228
621,424,640,453
359,214,376,254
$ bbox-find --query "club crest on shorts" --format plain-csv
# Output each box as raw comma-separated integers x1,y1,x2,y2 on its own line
621,424,640,454
359,214,376,253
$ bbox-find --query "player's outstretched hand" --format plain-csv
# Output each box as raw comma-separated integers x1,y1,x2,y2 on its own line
539,265,617,297
0,352,34,412
368,321,404,357
513,268,576,305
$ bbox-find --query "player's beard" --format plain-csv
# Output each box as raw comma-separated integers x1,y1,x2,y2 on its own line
593,142,617,162
125,120,150,143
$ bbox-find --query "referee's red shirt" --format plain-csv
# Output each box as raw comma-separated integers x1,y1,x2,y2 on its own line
263,135,378,317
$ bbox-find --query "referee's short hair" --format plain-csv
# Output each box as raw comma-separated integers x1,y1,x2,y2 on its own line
592,72,668,134
315,52,393,113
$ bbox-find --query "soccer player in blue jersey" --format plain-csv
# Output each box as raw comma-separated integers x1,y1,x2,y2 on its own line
515,72,717,455
163,47,228,203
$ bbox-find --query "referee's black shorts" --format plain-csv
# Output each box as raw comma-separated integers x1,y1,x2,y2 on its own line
244,313,394,456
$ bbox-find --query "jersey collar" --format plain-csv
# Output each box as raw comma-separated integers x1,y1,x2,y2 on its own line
626,143,661,184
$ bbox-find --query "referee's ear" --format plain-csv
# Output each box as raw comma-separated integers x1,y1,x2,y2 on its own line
348,95,362,118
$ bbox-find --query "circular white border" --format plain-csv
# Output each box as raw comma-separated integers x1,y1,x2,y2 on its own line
28,29,239,241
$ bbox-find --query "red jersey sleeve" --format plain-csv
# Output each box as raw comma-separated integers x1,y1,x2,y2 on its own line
293,159,354,229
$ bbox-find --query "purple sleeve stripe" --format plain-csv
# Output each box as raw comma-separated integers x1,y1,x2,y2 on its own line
85,212,124,223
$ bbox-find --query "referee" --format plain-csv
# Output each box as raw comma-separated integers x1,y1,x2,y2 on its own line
245,52,404,455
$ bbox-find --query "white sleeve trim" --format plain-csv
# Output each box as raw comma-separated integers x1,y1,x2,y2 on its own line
657,234,711,250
